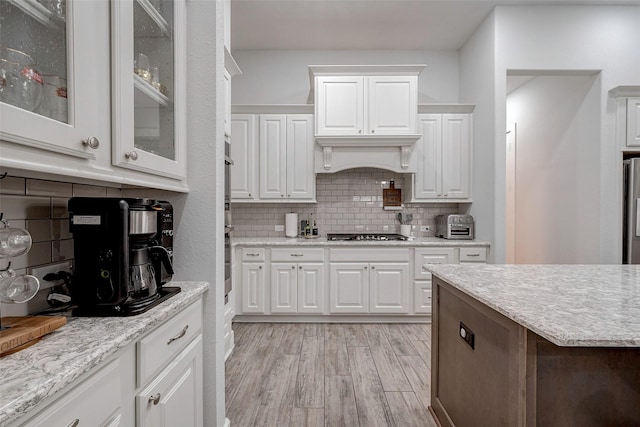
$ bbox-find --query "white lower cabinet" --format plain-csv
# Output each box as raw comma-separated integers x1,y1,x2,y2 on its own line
241,262,266,313
271,262,324,313
329,263,369,313
414,281,433,314
369,263,409,313
137,336,203,427
23,359,122,427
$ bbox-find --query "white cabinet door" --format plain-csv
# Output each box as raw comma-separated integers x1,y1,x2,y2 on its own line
315,76,364,136
224,69,231,137
414,281,432,314
0,0,110,162
298,263,325,313
368,76,417,135
271,263,298,313
259,114,287,199
413,114,442,199
414,248,456,280
286,114,315,200
231,114,258,200
441,114,471,199
628,98,640,147
241,262,266,313
329,263,368,313
369,263,409,313
412,113,471,201
112,0,187,180
137,336,203,427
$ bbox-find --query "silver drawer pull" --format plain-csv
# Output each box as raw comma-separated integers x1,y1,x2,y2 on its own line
167,325,188,345
148,393,161,405
291,254,304,257
246,253,260,257
467,253,480,257
68,420,80,427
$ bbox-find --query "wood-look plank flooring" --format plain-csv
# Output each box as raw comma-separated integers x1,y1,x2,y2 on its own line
225,323,438,427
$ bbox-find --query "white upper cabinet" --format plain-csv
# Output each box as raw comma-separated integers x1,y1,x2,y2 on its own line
112,0,187,180
0,0,110,161
259,115,287,199
628,98,640,147
315,76,365,136
367,76,417,135
230,114,258,200
286,115,316,199
408,112,472,202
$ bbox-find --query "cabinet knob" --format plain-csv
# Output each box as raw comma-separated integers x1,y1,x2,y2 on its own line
148,393,161,405
371,266,375,269
281,194,284,197
258,266,262,269
68,420,80,427
248,193,252,197
292,266,295,269
358,129,362,134
124,151,139,161
82,136,100,149
299,266,302,269
364,266,368,270
371,130,375,134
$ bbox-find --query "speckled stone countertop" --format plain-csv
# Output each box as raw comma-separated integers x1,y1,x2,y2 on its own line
233,236,490,247
426,264,640,347
0,281,209,427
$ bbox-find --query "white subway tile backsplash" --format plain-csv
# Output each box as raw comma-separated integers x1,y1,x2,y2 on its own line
10,242,52,269
0,177,25,195
51,219,72,240
51,198,69,219
52,239,74,261
26,179,73,197
73,184,108,197
26,220,53,242
0,195,51,219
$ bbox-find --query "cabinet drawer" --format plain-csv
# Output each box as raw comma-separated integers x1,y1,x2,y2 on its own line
329,248,409,262
414,248,456,280
459,247,487,262
24,359,121,427
271,247,324,262
242,248,265,261
137,300,203,386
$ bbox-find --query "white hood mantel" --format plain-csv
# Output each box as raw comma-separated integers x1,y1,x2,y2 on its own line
314,134,420,173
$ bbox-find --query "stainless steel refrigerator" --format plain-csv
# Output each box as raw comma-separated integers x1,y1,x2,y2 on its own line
623,158,640,263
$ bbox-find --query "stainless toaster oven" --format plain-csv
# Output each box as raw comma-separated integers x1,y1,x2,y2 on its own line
435,214,474,240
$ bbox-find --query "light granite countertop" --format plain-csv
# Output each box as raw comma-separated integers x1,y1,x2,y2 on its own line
0,281,209,427
233,236,490,247
426,264,640,347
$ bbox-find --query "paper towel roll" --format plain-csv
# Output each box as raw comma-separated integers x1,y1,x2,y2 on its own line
285,213,298,237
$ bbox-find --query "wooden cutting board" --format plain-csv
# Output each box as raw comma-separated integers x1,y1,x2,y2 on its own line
383,180,402,207
0,316,67,357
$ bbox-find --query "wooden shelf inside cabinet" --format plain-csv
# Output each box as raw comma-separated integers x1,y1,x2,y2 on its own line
134,74,169,107
7,0,65,28
135,0,170,37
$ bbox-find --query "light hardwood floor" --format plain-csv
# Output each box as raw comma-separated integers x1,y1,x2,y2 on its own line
225,323,439,427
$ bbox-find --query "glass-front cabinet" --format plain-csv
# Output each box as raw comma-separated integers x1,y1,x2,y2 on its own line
0,0,110,159
112,0,186,179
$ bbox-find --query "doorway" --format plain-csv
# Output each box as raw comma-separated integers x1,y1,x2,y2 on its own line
505,71,601,264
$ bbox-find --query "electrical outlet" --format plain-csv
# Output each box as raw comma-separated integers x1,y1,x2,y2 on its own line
275,224,284,232
420,225,431,232
30,261,73,290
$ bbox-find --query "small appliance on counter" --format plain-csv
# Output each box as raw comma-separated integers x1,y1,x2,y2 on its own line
435,214,475,240
68,198,178,316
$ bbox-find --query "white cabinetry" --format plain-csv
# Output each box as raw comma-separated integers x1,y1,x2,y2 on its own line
413,248,455,314
23,359,122,427
259,114,315,200
0,0,111,162
230,114,258,200
112,0,187,179
270,248,325,314
314,74,418,136
240,248,267,313
627,98,640,147
329,248,409,314
408,113,472,202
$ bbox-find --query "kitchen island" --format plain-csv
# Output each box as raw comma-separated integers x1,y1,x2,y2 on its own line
426,264,640,427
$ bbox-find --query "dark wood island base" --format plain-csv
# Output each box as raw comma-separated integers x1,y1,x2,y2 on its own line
430,276,640,427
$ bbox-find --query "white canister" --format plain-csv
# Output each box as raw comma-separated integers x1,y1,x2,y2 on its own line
400,224,411,237
285,213,298,237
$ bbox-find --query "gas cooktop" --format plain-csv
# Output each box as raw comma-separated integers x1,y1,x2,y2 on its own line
327,233,408,241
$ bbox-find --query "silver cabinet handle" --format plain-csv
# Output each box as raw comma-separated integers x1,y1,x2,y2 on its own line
291,254,304,257
167,325,188,345
124,151,138,160
467,253,480,257
247,253,260,257
68,420,80,427
148,393,161,405
82,136,100,149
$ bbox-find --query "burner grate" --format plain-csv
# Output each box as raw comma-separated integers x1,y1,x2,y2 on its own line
327,233,408,241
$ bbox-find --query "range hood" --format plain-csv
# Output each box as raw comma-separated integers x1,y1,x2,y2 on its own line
309,64,425,173
314,136,418,173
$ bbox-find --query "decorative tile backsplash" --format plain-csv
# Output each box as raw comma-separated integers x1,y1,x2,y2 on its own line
231,168,462,237
0,175,122,315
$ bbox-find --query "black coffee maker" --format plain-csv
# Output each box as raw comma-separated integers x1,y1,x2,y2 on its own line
68,198,179,316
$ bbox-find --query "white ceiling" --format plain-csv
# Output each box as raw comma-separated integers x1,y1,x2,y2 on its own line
231,0,639,51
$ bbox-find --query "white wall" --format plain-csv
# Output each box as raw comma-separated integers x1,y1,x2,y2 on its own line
506,74,601,263
463,4,640,263
231,49,460,104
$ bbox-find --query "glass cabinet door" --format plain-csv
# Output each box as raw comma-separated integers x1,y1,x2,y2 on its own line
112,0,186,179
0,0,110,159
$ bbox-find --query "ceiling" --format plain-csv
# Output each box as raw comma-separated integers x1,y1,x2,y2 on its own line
231,0,639,51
